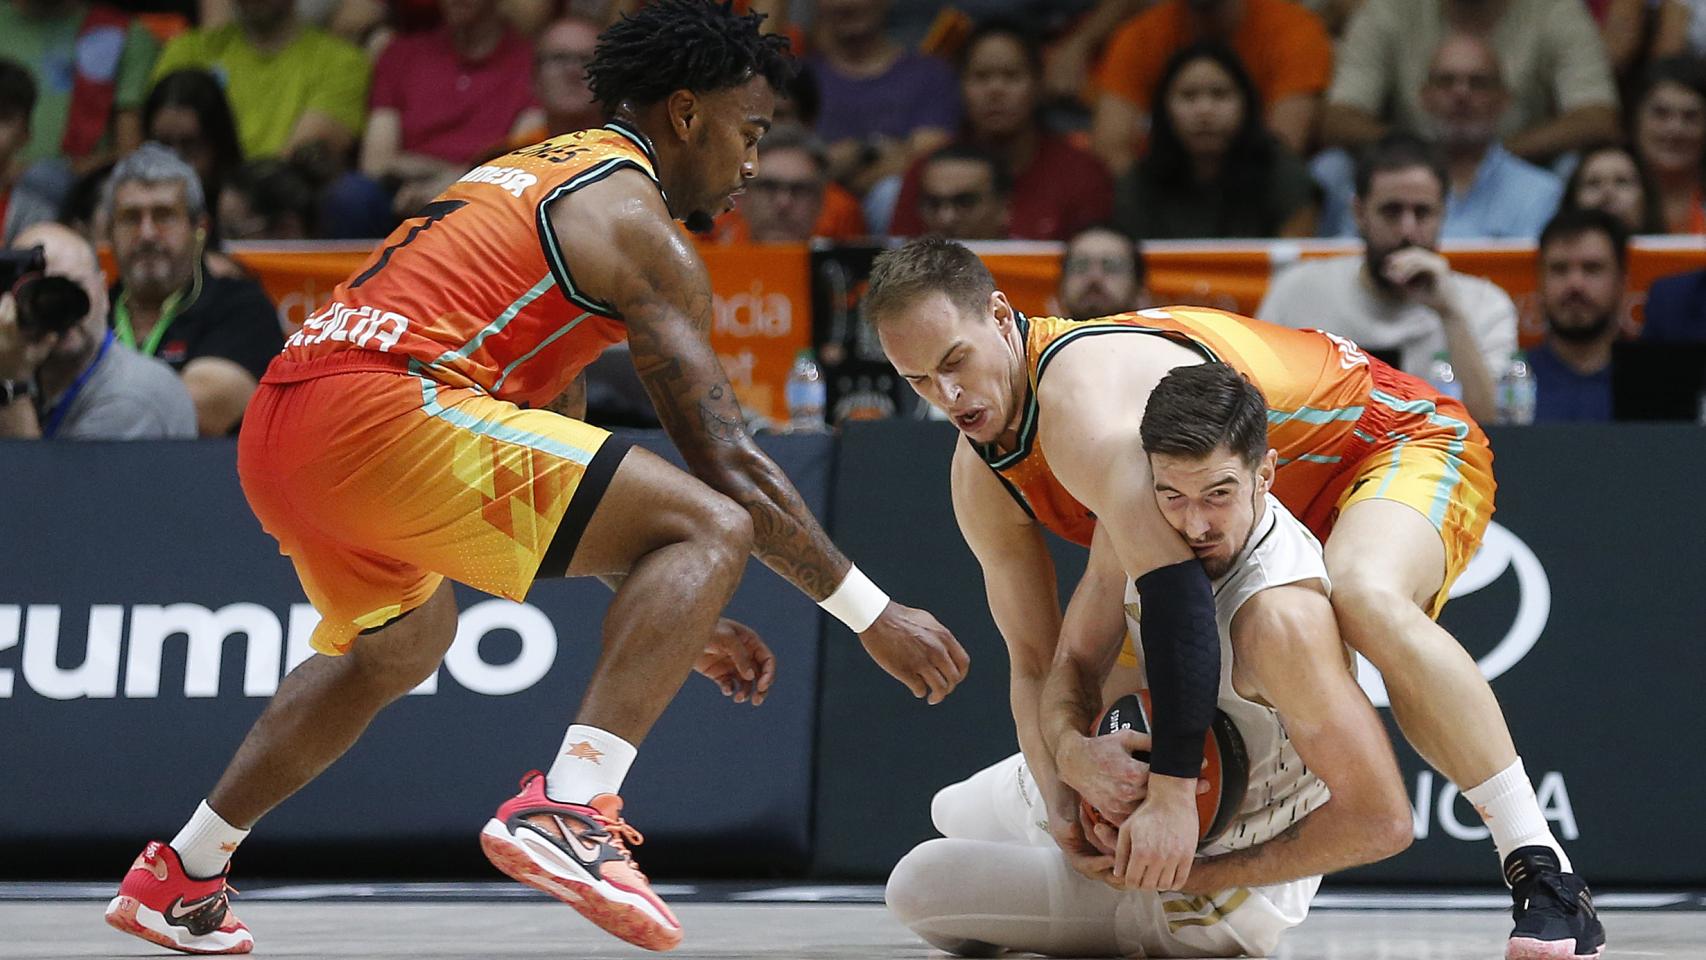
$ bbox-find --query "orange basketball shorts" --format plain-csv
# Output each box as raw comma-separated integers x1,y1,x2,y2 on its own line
1276,362,1496,617
238,352,628,656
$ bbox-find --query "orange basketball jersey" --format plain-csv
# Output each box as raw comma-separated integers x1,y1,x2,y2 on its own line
281,121,663,409
980,307,1435,546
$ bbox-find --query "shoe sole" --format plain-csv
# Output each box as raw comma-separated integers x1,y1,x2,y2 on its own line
480,818,682,952
104,895,254,955
1507,936,1606,960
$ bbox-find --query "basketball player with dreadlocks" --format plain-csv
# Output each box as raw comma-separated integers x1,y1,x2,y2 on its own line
103,2,968,953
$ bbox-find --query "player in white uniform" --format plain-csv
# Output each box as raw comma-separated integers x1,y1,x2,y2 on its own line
888,363,1413,957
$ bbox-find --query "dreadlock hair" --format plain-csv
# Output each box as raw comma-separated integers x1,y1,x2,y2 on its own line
586,0,795,119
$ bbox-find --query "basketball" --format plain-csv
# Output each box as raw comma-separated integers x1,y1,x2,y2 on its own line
1078,692,1251,850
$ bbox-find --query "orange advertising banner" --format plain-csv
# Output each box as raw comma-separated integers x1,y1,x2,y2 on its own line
217,241,813,419
977,238,1706,347
214,238,1706,413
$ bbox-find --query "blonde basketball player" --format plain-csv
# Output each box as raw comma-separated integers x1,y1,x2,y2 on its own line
887,363,1410,957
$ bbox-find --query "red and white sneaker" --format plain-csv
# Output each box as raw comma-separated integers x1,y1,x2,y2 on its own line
480,771,682,952
105,841,253,955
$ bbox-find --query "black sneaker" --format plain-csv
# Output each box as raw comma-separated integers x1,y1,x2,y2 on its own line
1505,846,1606,959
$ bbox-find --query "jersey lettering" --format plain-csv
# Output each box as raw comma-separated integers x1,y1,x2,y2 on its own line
457,165,540,198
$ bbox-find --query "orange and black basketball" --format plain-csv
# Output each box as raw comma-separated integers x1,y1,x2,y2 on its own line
1078,691,1250,850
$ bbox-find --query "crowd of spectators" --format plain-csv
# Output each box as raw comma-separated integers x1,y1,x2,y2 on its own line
4,0,1706,439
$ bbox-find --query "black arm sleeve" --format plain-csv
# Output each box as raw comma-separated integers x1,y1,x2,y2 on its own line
1134,559,1220,779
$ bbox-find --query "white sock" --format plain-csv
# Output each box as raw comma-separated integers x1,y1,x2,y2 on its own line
169,801,250,879
545,724,637,804
1463,758,1571,875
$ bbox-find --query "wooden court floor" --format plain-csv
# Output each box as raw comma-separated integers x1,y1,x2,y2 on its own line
4,891,1702,959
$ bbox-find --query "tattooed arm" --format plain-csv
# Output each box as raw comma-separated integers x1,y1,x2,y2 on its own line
551,170,968,701
553,172,844,595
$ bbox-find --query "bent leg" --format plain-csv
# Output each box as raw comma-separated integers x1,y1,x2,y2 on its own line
550,445,754,743
930,753,1054,846
208,581,460,827
1325,497,1516,787
886,839,1126,957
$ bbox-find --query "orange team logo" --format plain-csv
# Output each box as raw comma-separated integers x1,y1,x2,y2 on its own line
564,741,604,764
218,841,240,853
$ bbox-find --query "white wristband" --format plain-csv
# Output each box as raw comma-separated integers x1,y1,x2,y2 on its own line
819,564,890,633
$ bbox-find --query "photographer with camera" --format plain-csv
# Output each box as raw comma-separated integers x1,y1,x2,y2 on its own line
0,222,195,439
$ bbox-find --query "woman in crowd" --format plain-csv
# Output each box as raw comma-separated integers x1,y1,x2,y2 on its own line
1562,141,1667,234
889,19,1113,241
1112,42,1316,240
143,69,244,244
1630,55,1706,232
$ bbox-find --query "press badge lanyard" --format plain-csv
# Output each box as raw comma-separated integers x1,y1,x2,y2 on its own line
113,262,202,358
42,329,114,438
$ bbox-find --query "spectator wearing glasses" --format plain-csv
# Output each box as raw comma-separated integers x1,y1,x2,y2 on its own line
490,14,602,157
1318,32,1562,238
889,20,1114,242
713,123,864,244
914,144,1009,240
1320,0,1619,164
1055,223,1151,320
104,143,283,436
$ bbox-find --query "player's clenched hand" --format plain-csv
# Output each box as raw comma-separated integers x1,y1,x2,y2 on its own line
1112,774,1201,891
694,618,777,706
859,602,969,704
1055,729,1152,824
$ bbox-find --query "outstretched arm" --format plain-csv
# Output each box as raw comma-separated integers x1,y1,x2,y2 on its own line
557,172,969,701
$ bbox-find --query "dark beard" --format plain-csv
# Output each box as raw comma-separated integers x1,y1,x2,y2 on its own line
1365,243,1413,296
684,211,716,234
1547,310,1617,344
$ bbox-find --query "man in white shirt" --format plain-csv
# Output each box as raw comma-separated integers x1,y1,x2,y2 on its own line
1258,134,1517,425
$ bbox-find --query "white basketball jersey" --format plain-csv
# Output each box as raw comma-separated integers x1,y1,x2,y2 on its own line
1122,494,1334,857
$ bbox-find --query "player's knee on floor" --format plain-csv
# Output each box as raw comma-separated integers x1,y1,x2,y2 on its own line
885,843,1002,957
885,840,959,929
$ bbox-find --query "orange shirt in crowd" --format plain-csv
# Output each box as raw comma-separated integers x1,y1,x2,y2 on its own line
1092,0,1332,112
